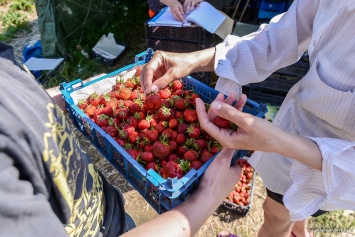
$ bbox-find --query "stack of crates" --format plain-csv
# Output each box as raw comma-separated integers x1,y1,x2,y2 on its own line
247,53,309,106
145,21,214,85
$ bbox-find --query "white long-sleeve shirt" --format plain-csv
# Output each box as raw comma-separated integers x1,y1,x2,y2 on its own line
214,0,355,221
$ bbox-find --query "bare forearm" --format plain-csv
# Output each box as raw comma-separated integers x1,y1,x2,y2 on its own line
275,131,322,171
189,47,216,73
121,188,221,237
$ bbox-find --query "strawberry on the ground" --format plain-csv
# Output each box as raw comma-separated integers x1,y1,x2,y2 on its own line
190,160,202,170
183,109,198,123
140,151,154,163
145,93,161,110
213,116,231,128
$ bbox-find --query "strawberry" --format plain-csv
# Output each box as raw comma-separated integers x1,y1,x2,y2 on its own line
106,99,118,111
144,144,154,152
173,80,183,91
187,125,201,139
183,109,198,123
161,161,182,179
168,118,179,129
176,133,186,144
200,151,213,164
145,162,158,172
195,139,207,150
128,102,141,113
116,108,129,121
116,138,126,147
211,144,221,155
129,89,140,100
152,140,171,160
145,130,158,143
168,140,178,151
213,116,231,128
128,131,139,144
167,153,179,162
119,87,132,100
140,151,154,163
88,92,101,106
127,116,139,128
183,150,198,161
124,78,136,89
106,125,117,137
127,149,140,160
170,130,178,140
173,97,187,110
154,123,165,134
77,99,88,110
177,145,188,155
159,88,171,99
177,122,189,133
85,104,96,117
145,93,161,110
190,160,202,170
101,106,114,117
138,119,150,130
161,128,173,139
173,89,183,97
96,114,109,127
158,106,171,121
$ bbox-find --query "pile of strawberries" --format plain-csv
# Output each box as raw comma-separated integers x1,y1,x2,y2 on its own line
77,72,227,179
225,159,254,207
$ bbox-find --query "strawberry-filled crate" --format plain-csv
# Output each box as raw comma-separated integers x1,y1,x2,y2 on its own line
60,48,267,214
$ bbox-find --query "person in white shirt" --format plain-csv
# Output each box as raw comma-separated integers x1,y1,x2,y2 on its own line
140,0,355,236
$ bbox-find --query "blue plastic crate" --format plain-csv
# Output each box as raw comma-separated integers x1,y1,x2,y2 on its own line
60,49,267,214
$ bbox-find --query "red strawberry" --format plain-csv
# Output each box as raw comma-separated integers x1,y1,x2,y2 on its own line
168,118,179,129
119,87,132,100
96,114,109,127
106,99,118,111
117,108,129,121
213,116,231,128
167,153,179,162
161,161,182,179
124,78,136,89
184,150,198,161
127,116,139,128
128,131,139,144
159,88,171,99
152,140,171,160
195,139,207,150
127,149,140,160
144,144,154,152
200,151,213,164
168,140,178,151
116,138,126,147
154,123,166,134
106,125,117,137
173,80,183,91
176,133,186,144
173,97,187,110
138,119,150,130
145,162,158,171
190,160,202,170
101,106,114,117
129,102,141,113
129,89,140,100
183,109,198,123
85,104,96,117
177,123,189,133
140,151,154,163
173,89,183,97
88,92,101,106
145,130,159,143
77,99,88,110
187,125,201,139
145,93,161,110
158,106,171,121
211,144,221,155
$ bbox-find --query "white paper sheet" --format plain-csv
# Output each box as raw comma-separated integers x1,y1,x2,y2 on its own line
24,57,64,71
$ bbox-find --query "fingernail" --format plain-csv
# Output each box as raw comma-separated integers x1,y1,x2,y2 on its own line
211,101,221,111
152,85,158,93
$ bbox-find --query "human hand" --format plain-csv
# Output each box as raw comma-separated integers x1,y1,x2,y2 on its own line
195,93,285,153
169,0,185,22
198,148,241,202
140,50,195,94
184,0,203,14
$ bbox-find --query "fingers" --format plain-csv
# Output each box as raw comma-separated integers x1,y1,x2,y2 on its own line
151,73,174,92
140,65,154,95
176,6,185,22
235,93,247,111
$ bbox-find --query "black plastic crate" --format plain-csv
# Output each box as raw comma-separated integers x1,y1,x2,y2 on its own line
276,55,310,78
145,24,214,53
249,73,300,94
248,86,285,106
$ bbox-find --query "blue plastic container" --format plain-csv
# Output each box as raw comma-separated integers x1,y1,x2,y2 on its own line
60,49,267,214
